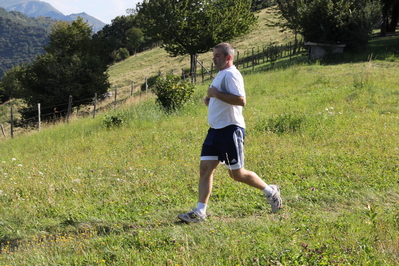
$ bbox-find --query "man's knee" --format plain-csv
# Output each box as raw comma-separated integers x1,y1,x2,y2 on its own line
229,168,246,182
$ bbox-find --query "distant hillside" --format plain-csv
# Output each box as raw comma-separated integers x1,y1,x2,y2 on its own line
0,0,106,32
0,2,107,79
3,0,65,19
65,12,105,33
0,7,55,78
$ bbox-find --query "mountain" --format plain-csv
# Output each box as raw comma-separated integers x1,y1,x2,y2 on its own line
0,0,106,32
0,7,53,79
66,13,105,33
3,0,65,20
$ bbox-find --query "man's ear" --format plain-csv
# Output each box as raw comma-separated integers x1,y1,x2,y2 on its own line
227,54,233,61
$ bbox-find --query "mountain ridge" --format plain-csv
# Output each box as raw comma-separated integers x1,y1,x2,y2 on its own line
0,0,106,32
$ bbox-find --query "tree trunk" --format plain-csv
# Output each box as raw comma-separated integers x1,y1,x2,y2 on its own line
190,53,198,83
380,5,389,37
388,2,399,33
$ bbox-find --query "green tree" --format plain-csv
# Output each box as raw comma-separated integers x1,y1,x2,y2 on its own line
0,65,25,102
276,0,380,51
126,27,144,55
136,0,257,80
94,15,147,64
13,18,110,120
274,0,302,53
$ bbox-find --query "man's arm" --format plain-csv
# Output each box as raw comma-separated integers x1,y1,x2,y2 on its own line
207,86,246,106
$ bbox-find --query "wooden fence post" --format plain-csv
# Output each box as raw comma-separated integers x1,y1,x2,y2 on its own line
38,103,41,131
236,51,240,69
67,95,73,123
10,106,14,138
252,47,255,71
1,124,5,137
114,86,118,109
93,93,97,118
201,61,204,83
131,81,134,96
145,77,148,96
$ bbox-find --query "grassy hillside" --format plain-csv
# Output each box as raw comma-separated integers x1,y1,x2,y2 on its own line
1,7,399,265
108,7,292,95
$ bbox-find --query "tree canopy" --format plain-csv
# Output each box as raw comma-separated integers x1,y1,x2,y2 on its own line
0,7,55,83
276,0,381,51
94,15,148,64
2,18,110,120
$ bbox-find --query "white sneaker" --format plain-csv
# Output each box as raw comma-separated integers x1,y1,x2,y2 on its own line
178,210,206,223
266,185,282,213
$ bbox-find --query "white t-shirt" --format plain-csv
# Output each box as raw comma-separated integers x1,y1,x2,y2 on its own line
208,66,246,129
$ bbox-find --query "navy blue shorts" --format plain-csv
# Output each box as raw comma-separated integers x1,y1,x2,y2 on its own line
200,125,245,170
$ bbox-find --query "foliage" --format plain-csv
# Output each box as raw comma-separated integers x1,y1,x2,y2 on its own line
136,0,257,75
274,0,302,50
251,0,276,11
140,75,159,92
0,7,55,81
276,0,381,50
111,48,130,62
152,75,195,113
10,18,110,120
94,15,148,64
0,65,25,103
102,112,127,129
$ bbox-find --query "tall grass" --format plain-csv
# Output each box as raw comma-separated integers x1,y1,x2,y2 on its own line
1,6,399,264
1,49,399,264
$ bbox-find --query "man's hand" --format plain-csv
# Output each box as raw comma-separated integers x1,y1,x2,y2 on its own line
207,85,246,106
204,96,210,106
207,86,220,98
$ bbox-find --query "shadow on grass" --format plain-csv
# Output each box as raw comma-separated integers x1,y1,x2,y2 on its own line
0,217,180,254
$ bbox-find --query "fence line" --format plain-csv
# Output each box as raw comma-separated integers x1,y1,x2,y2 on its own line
172,40,306,84
0,40,307,140
0,84,149,139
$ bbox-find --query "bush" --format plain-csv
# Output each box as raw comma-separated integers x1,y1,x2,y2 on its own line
152,75,195,114
111,48,130,62
103,112,127,129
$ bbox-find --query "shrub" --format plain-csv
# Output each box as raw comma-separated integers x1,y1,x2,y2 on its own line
111,48,130,62
103,112,127,129
152,75,195,114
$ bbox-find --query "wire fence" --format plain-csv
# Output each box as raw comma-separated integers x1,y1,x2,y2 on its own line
0,84,151,139
167,40,307,84
0,39,307,140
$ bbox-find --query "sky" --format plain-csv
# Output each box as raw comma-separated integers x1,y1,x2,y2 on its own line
43,0,141,24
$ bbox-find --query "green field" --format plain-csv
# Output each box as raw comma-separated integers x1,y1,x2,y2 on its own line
1,7,399,266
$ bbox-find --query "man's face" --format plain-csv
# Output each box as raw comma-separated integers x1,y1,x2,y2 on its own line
213,47,229,70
